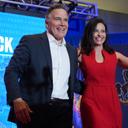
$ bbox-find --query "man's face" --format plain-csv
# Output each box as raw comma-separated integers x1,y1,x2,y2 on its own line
46,8,68,41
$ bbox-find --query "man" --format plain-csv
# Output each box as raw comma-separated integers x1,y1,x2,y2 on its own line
4,4,79,128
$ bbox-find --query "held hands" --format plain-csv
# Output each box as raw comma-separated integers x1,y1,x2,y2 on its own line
76,96,82,111
74,95,82,112
13,98,33,124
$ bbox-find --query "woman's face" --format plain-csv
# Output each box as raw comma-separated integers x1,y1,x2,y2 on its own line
93,23,106,46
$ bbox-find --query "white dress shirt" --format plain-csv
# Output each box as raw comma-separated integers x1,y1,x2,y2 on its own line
47,32,70,100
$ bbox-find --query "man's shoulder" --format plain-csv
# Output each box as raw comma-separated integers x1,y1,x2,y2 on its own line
66,42,76,51
22,32,46,41
19,32,48,45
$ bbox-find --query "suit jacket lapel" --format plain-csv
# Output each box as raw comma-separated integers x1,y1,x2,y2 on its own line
66,43,73,80
40,32,53,82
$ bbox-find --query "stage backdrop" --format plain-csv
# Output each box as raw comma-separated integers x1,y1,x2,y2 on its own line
0,11,128,128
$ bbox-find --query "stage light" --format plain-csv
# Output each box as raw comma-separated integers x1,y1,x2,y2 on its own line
67,1,78,13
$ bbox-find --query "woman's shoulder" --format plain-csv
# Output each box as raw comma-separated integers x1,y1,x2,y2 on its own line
115,51,123,60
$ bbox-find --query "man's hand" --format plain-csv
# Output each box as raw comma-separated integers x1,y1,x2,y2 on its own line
13,98,33,124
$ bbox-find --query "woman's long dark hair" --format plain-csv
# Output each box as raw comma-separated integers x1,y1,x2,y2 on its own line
81,17,114,55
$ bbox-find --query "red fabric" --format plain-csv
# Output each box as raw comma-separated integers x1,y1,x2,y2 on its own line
80,50,122,128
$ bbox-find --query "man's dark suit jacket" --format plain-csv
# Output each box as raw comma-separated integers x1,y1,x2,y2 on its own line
4,32,79,122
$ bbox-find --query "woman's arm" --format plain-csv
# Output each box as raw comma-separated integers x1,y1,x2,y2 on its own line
116,52,128,68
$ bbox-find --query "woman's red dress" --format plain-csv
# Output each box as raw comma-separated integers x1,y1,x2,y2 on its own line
80,50,122,128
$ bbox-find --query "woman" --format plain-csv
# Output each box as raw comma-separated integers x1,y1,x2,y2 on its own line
79,17,128,128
